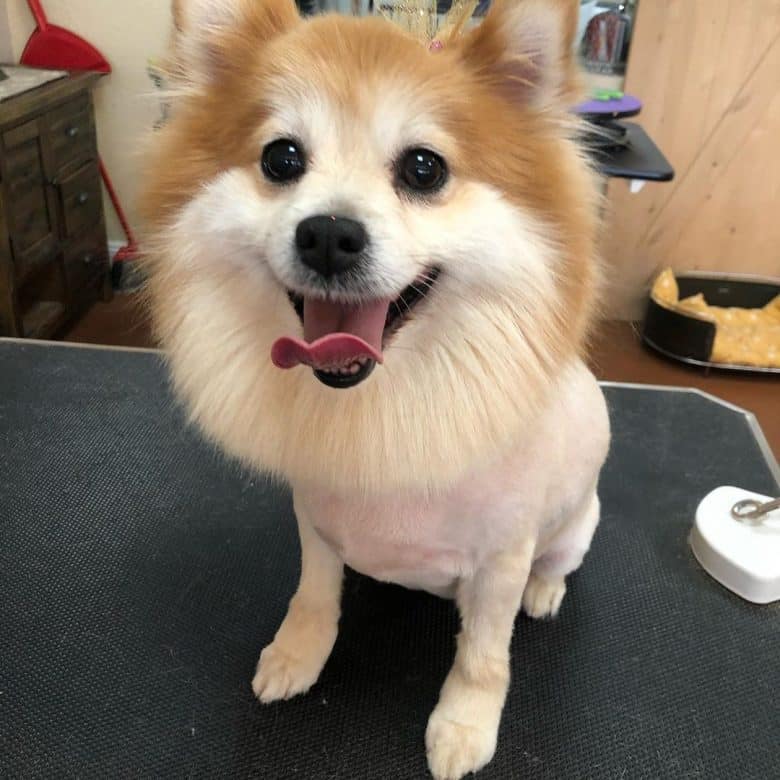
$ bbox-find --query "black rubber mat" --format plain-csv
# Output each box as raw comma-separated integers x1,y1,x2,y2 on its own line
1,341,778,779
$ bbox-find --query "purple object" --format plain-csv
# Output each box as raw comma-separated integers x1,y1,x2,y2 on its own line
573,94,642,119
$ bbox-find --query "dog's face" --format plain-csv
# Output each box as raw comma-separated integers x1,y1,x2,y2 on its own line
142,0,600,494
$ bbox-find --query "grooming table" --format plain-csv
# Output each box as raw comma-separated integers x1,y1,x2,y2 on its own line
1,340,777,779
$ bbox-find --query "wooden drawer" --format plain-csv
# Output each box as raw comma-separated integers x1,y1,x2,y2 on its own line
46,92,97,173
57,162,103,238
63,230,108,308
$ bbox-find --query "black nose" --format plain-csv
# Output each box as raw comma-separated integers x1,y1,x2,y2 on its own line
295,215,368,277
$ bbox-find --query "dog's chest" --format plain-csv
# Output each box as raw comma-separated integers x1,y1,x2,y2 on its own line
295,361,608,596
300,454,537,596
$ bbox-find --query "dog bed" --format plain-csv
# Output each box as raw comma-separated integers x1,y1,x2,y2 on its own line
646,268,780,371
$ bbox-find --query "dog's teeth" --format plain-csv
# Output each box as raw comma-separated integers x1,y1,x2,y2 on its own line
319,359,370,377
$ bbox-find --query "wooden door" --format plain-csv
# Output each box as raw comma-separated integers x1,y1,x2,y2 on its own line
1,118,60,287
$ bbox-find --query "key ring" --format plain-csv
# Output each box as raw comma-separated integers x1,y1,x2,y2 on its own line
731,496,780,523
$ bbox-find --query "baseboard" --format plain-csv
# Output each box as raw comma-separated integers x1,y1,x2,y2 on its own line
108,242,146,292
108,241,125,264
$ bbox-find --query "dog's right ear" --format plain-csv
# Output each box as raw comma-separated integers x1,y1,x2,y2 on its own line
171,0,299,84
457,0,580,110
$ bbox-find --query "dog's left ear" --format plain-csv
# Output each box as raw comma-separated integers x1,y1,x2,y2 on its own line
457,0,580,109
171,0,299,84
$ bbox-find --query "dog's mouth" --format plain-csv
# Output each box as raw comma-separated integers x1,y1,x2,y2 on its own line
271,268,440,389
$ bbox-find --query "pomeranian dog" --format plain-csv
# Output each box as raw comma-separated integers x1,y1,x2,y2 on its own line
141,0,610,776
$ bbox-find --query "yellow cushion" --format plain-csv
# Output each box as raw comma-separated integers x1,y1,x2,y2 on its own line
650,268,780,368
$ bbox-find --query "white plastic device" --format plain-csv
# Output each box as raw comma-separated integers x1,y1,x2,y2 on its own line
690,486,780,604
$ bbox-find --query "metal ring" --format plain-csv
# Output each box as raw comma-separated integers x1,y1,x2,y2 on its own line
731,497,780,523
731,499,762,521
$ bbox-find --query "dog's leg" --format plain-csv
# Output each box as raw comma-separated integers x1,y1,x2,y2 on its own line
252,497,343,702
522,491,600,619
426,542,534,780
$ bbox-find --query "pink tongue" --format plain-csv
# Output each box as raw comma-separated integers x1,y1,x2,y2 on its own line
271,298,390,370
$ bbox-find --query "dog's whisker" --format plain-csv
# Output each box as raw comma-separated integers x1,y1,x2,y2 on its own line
409,283,432,302
392,299,408,318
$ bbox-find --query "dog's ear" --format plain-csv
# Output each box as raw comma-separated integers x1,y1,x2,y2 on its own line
458,0,580,109
171,0,299,83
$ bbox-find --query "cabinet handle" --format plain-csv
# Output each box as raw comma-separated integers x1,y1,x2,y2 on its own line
66,126,80,138
77,192,89,205
83,253,94,266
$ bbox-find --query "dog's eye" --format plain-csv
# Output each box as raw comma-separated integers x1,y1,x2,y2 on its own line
261,139,306,183
398,148,447,193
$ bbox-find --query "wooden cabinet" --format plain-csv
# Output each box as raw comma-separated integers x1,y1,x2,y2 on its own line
0,72,111,338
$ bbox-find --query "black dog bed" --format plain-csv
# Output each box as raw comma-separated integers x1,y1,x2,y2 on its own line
1,341,777,779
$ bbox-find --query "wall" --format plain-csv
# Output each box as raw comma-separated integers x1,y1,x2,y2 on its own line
0,3,12,62
602,0,780,318
6,0,172,243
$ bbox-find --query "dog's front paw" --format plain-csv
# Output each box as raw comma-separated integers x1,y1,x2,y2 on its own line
252,641,326,703
425,707,498,780
522,573,566,619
